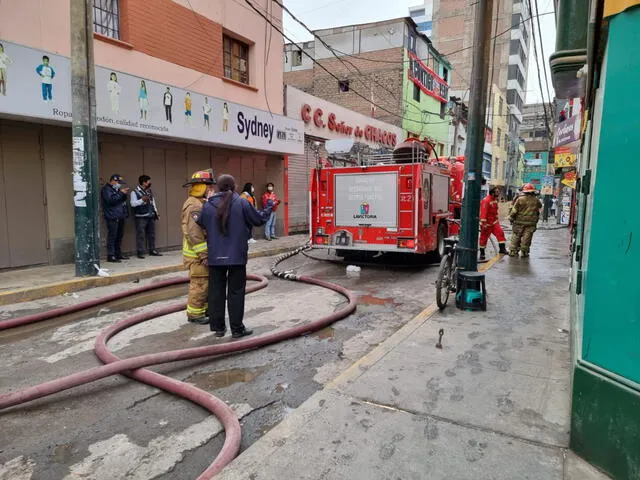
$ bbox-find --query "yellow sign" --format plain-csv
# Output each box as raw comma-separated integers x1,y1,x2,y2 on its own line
555,151,577,168
562,171,577,189
604,0,640,17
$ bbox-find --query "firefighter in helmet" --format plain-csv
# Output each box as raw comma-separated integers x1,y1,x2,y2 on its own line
508,183,542,257
479,186,508,260
182,169,216,323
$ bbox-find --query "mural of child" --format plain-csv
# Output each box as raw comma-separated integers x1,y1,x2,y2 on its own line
138,80,149,120
222,102,229,132
164,87,173,123
107,72,121,114
184,92,192,124
0,43,13,96
203,97,212,129
35,55,55,102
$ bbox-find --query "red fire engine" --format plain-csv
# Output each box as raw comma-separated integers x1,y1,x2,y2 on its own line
310,138,465,259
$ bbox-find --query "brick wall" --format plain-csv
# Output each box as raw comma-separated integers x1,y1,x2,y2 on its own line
284,69,314,92
124,0,224,78
300,47,405,127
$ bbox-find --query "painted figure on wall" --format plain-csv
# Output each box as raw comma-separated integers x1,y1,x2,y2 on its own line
164,87,173,123
222,102,229,132
108,72,121,114
35,55,55,102
203,97,212,129
138,80,149,120
184,92,192,124
0,43,13,96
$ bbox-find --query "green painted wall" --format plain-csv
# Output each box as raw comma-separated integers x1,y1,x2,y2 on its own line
581,7,640,385
401,50,450,149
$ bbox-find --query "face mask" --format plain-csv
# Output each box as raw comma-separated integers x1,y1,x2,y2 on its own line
251,187,255,193
114,183,121,190
268,187,273,192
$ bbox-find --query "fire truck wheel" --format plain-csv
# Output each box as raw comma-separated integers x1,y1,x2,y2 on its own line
429,222,448,262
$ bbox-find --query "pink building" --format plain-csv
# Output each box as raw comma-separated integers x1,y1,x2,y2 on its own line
0,0,303,268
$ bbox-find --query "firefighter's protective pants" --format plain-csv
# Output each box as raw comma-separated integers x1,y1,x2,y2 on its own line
479,222,506,248
185,259,208,320
510,224,537,254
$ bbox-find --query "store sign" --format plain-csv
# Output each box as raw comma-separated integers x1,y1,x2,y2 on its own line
554,145,578,168
562,170,577,189
0,39,304,154
407,51,448,103
554,115,581,147
289,87,402,148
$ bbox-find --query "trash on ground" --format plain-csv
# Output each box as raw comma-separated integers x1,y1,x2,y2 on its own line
94,264,110,277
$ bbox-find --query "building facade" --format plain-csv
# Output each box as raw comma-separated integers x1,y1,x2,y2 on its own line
419,0,532,191
284,86,402,233
551,0,640,476
283,17,454,154
489,85,509,187
0,0,304,269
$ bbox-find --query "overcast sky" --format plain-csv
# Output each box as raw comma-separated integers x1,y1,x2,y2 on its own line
282,0,556,105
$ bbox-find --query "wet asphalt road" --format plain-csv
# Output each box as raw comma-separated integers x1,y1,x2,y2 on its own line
0,250,444,479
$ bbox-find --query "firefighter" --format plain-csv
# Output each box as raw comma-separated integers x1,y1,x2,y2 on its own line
181,169,216,324
479,186,508,260
509,183,542,258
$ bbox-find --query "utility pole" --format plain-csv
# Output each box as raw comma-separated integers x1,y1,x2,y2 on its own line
71,0,101,276
458,0,494,272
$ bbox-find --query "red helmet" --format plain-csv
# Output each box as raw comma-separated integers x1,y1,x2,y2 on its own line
522,183,536,193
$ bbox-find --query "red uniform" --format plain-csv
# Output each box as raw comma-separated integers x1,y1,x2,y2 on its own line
479,194,506,248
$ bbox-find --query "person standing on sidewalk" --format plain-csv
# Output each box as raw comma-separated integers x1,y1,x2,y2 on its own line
181,170,216,324
198,174,273,338
509,183,542,258
240,182,257,244
101,174,129,263
131,175,162,259
261,182,280,240
479,186,508,260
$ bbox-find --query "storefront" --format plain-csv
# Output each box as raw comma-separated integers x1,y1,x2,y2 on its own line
284,86,403,233
0,40,304,268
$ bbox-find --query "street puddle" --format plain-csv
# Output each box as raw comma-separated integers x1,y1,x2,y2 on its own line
359,294,395,305
186,366,269,390
311,327,335,341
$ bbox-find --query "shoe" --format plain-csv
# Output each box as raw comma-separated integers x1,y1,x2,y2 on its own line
265,237,272,241
499,244,508,255
213,329,227,337
137,253,145,259
188,316,210,325
117,255,129,260
149,250,163,256
107,256,121,263
508,251,518,257
521,252,530,258
271,236,278,240
248,238,257,244
231,328,253,339
479,248,486,261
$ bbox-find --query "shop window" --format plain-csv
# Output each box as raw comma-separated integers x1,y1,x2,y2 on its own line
292,50,303,67
93,0,120,39
413,83,420,102
338,80,350,92
224,35,250,84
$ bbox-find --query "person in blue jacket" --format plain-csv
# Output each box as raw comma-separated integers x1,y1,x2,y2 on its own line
101,174,130,262
198,174,273,338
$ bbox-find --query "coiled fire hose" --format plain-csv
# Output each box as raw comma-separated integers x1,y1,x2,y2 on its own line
0,245,357,478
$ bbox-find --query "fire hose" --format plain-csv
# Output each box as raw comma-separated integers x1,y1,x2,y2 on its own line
0,245,357,478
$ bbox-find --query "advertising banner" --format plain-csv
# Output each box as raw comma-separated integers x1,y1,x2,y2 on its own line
541,175,554,195
0,39,304,154
561,170,577,189
554,114,582,147
554,144,578,168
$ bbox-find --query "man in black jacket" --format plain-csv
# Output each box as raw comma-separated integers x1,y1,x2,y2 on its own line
130,174,162,259
101,174,129,262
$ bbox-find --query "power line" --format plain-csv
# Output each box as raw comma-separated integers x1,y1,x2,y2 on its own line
532,0,553,110
526,0,552,138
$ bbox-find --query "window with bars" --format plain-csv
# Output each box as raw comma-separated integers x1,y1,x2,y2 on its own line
93,0,120,40
223,35,250,85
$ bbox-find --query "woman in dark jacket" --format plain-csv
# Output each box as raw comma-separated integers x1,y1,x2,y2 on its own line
198,174,273,338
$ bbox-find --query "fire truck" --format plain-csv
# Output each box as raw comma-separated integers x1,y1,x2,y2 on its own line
309,138,465,260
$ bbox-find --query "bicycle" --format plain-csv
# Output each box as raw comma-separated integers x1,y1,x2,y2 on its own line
436,219,460,310
434,219,499,309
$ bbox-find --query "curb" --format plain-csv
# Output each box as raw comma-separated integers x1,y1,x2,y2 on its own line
0,245,296,307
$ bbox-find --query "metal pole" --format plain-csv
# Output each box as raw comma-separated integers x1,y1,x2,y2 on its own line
458,0,494,272
71,0,101,276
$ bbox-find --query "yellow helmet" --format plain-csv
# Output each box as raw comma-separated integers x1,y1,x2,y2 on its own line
183,169,215,187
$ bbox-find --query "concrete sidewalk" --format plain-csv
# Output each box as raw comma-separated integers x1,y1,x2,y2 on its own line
218,229,609,480
0,235,306,305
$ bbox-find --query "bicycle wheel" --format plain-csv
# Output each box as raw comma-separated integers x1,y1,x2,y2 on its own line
436,253,453,310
